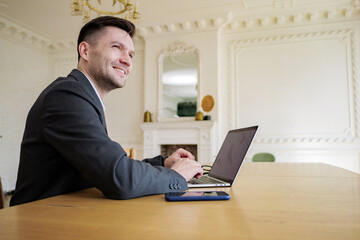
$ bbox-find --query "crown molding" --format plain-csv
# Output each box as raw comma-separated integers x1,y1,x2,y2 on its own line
0,14,52,50
2,5,359,47
0,14,148,52
138,13,232,38
137,5,360,37
48,40,77,52
224,7,360,32
0,15,76,52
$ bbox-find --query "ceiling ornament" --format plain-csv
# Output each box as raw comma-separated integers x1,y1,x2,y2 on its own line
70,0,140,23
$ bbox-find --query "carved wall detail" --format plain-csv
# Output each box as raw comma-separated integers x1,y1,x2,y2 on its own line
225,8,357,31
138,13,232,37
162,41,198,55
2,5,359,49
350,27,360,142
138,6,360,37
229,28,360,144
0,16,75,52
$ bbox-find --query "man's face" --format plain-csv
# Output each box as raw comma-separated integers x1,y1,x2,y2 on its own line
86,26,135,91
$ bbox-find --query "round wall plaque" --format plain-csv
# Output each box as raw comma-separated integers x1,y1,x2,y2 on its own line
201,95,215,112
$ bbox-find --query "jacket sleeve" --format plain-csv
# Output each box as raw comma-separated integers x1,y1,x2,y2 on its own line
143,155,166,166
42,84,188,200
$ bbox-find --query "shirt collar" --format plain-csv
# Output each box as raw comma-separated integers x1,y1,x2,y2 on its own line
78,70,106,112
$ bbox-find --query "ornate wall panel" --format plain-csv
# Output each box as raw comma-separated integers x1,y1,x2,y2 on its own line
229,28,359,144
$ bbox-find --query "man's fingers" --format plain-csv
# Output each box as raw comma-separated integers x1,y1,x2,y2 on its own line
176,148,195,160
170,158,203,181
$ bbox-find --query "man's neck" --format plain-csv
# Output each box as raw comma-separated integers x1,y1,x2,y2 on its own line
77,67,106,111
77,66,107,100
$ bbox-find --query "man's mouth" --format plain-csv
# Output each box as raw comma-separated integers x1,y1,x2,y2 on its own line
113,66,126,75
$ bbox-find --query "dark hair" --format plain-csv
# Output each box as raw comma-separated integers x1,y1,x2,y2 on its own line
77,16,136,60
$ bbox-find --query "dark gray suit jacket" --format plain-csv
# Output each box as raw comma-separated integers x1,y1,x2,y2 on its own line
10,69,187,206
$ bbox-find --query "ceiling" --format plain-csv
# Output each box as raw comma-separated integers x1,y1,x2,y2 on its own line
0,0,246,40
0,0,352,40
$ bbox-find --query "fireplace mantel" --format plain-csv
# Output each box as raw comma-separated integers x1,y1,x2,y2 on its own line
140,120,217,164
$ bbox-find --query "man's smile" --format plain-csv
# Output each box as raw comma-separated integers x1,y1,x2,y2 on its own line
113,66,127,76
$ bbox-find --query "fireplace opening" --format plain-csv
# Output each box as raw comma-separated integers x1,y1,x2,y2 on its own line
161,144,198,161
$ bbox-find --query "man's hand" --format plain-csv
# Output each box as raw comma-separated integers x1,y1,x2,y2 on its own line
170,158,203,181
164,148,195,168
164,148,203,181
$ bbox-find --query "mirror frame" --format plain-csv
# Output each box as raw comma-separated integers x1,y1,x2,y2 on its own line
157,41,201,121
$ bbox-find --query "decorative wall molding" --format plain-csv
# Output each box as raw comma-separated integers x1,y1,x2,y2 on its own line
224,7,360,32
229,28,360,144
138,13,232,38
140,120,215,131
0,15,75,52
0,15,51,50
49,40,76,52
2,5,359,48
350,26,360,143
253,137,360,144
138,5,360,38
162,41,198,55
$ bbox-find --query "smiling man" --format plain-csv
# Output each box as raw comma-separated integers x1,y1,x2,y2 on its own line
10,16,203,206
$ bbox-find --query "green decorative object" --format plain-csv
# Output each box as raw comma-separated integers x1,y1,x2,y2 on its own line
252,153,275,162
177,101,197,117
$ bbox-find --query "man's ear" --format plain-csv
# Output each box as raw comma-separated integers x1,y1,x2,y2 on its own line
78,42,90,61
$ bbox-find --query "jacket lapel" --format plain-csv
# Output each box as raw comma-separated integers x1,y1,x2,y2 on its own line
68,69,108,133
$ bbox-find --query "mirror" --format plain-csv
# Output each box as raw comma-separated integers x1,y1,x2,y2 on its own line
158,42,199,120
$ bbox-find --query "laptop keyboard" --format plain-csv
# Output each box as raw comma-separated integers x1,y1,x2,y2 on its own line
189,176,226,184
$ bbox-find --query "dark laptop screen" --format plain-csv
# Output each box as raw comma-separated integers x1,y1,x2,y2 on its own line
209,126,258,182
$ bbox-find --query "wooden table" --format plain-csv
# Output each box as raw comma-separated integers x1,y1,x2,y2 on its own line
1,163,359,240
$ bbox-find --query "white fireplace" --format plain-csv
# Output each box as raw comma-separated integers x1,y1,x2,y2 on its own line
140,120,217,164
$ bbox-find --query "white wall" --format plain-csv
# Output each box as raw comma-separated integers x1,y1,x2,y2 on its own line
139,1,360,173
223,22,360,172
0,34,52,191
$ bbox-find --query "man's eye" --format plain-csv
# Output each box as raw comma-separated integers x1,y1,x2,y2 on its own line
113,45,120,49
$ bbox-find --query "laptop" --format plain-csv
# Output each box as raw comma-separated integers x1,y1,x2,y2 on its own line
188,126,258,188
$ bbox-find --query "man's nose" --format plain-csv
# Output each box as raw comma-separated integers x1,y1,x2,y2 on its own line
120,52,131,67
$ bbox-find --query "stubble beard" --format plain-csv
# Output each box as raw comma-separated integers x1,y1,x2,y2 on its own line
90,61,126,92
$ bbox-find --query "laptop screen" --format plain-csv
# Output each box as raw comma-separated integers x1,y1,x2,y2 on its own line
209,126,258,183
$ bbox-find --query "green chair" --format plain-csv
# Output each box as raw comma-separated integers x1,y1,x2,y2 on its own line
252,153,275,162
